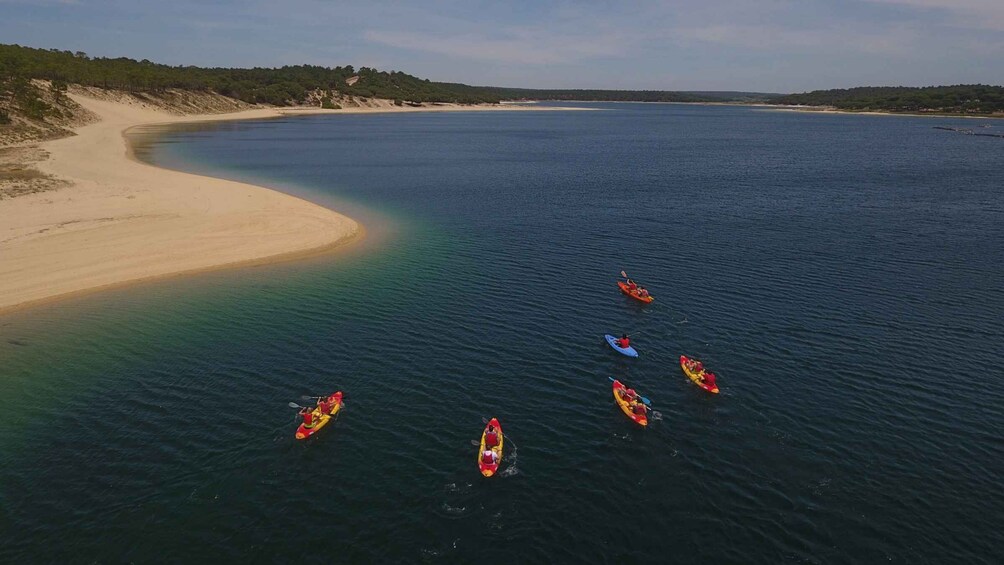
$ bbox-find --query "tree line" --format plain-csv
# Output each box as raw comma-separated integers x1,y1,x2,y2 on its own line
0,44,503,107
770,85,1004,114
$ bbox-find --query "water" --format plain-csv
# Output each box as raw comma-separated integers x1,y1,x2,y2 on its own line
2,104,1002,563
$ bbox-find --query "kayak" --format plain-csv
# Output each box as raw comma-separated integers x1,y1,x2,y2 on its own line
611,379,648,426
605,334,639,358
295,391,344,440
478,418,504,477
617,281,654,304
680,355,720,394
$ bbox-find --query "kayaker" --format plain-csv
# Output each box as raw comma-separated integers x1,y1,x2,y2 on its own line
317,396,332,415
481,449,498,465
299,407,315,429
632,402,647,416
702,372,717,388
485,425,499,448
625,388,639,402
627,279,638,291
638,287,649,298
617,334,631,348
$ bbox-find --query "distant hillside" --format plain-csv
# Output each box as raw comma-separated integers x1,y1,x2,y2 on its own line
770,85,1004,115
481,88,779,103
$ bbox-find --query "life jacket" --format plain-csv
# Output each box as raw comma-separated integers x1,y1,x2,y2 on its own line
633,403,646,415
318,401,331,414
704,373,716,386
485,432,499,447
618,338,630,348
302,411,314,427
481,451,495,464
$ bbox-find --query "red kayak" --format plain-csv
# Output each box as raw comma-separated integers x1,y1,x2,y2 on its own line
617,281,654,304
295,391,344,440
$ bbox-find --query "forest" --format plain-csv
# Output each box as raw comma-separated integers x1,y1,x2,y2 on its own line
770,85,1004,114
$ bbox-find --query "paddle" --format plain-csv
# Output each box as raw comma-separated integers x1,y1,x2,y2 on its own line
607,376,652,406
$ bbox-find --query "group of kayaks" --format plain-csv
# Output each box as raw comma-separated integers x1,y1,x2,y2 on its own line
606,273,721,396
291,272,720,478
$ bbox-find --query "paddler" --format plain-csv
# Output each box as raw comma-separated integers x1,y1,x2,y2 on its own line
626,278,638,291
481,449,498,465
632,402,647,416
638,287,649,298
317,395,333,415
702,372,717,389
625,388,639,402
484,425,500,448
299,407,315,429
617,334,631,348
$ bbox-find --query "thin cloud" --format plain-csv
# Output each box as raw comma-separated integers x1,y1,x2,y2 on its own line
363,28,630,66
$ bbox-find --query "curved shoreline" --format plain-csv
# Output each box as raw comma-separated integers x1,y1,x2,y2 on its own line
0,94,364,315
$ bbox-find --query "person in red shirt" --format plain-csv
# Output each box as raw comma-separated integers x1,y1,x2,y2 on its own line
484,425,499,448
299,407,315,428
627,279,638,291
702,372,717,388
617,334,631,348
632,402,647,416
481,449,498,465
317,397,332,415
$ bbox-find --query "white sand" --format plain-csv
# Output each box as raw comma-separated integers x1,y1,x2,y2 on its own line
0,95,361,313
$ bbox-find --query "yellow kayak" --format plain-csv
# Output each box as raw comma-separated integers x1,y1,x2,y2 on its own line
478,418,504,477
680,356,719,394
295,392,344,440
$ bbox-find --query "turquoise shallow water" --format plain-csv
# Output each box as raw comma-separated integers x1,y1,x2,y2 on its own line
2,104,1002,563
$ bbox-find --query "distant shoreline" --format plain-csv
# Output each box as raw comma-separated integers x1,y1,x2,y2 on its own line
510,99,1004,119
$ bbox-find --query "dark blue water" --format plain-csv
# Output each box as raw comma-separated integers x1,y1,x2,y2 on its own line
2,104,1002,563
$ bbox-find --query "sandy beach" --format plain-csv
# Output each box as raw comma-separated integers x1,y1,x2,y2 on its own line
0,93,585,314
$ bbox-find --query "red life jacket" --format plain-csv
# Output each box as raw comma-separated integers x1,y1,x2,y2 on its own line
302,411,314,426
318,401,331,414
633,403,646,415
704,373,716,386
618,338,630,348
481,451,495,464
485,432,498,447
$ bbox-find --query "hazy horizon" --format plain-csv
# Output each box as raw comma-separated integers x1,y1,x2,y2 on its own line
2,1,1002,93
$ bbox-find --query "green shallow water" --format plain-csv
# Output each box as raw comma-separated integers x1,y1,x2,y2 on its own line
1,103,1002,563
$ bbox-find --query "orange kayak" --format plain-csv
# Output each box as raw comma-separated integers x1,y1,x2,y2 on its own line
680,356,720,394
611,379,648,426
617,281,654,303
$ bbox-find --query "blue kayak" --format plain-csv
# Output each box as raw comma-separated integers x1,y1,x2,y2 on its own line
604,334,639,357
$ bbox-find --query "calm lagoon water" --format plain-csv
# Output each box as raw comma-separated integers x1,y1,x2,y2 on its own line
2,103,1002,563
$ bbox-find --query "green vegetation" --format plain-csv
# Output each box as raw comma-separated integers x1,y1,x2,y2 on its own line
478,88,777,103
2,44,778,109
1,44,502,105
771,85,1004,114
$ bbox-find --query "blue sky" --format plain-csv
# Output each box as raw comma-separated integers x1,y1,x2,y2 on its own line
2,0,1002,92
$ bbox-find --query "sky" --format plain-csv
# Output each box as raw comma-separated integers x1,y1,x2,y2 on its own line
1,0,1002,93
